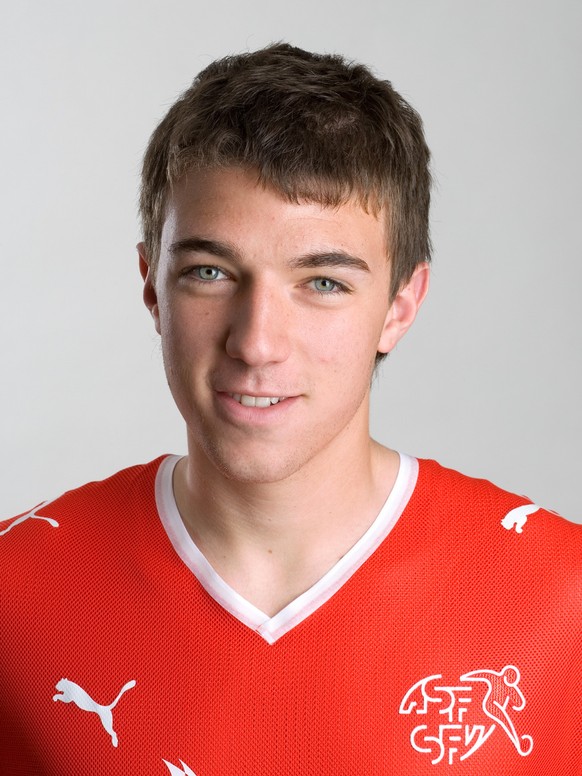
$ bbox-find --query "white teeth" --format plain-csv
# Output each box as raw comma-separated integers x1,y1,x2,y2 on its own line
229,393,286,407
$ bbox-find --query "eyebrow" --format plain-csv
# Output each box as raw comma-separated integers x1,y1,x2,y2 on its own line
169,236,371,273
169,237,241,262
288,252,370,273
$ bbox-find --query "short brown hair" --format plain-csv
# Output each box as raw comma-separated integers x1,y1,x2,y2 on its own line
140,42,431,303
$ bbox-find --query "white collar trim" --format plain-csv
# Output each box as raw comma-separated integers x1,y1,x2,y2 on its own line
155,453,418,644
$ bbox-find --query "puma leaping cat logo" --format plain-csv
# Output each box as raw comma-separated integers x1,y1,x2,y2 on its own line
501,504,540,534
163,759,198,775
0,502,59,536
53,677,136,747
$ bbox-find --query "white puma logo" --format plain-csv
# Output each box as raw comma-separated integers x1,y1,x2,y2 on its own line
163,759,198,775
501,504,540,534
0,502,59,536
53,677,136,747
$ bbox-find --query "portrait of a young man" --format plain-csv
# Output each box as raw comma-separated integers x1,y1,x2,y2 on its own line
1,43,580,775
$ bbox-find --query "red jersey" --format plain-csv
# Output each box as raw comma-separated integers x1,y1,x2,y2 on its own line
1,454,580,774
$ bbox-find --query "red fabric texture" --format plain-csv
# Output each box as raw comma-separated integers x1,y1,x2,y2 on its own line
1,457,580,774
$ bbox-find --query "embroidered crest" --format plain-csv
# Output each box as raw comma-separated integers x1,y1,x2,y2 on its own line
399,665,533,764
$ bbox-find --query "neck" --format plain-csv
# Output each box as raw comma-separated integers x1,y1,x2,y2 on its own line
172,430,400,615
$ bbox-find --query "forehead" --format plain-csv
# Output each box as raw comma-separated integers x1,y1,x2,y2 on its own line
161,167,389,261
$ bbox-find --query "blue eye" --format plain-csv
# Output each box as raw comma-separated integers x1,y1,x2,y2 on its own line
311,277,344,294
193,266,225,281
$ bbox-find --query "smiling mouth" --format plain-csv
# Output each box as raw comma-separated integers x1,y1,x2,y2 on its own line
228,393,288,408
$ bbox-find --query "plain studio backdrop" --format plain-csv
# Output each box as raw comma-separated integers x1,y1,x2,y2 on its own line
1,0,580,522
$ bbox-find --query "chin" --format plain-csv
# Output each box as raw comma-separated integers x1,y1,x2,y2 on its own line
199,437,307,485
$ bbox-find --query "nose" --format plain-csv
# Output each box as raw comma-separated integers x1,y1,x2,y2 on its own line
225,281,291,366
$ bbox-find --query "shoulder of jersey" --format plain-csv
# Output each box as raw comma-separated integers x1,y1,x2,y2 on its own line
0,455,169,563
416,457,582,558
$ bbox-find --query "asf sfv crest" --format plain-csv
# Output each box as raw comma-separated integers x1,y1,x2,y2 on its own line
399,665,533,765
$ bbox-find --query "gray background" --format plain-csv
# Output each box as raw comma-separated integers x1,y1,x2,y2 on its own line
1,0,580,521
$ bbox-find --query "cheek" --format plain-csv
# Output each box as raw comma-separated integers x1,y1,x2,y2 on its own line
320,308,382,355
161,299,222,354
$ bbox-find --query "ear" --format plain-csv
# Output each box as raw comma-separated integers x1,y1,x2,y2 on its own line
377,262,430,354
138,242,161,335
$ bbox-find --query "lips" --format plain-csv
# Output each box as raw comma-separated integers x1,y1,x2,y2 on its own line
228,393,287,408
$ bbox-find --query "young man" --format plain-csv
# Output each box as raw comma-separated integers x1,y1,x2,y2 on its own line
1,43,580,775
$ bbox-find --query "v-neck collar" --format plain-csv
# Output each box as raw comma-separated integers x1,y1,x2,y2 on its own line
155,453,418,644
